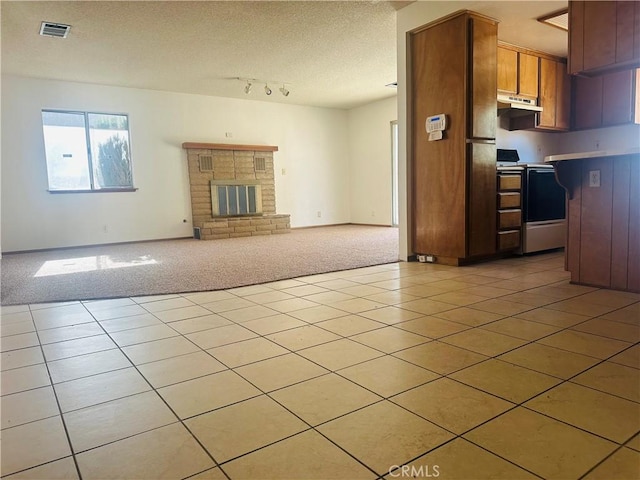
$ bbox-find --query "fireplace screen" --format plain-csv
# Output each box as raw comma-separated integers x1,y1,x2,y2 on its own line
211,181,262,216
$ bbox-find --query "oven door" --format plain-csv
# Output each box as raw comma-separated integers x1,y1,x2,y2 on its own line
525,168,566,222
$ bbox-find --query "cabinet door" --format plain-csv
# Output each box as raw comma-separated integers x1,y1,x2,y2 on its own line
538,58,557,128
556,61,571,130
583,1,617,71
497,47,517,94
468,142,496,257
602,69,634,125
518,53,539,97
616,1,636,63
573,75,603,130
470,17,497,140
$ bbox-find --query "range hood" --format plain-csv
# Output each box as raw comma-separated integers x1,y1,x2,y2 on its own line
497,94,543,116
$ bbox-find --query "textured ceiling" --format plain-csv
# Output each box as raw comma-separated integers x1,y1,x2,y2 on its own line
1,1,568,110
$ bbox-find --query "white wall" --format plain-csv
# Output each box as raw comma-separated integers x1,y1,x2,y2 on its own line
555,123,640,154
496,127,562,164
347,96,397,226
1,75,351,252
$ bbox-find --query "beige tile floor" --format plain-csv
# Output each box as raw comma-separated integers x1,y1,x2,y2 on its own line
1,251,639,480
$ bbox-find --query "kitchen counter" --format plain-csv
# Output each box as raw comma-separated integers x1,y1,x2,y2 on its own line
545,150,639,293
544,148,640,163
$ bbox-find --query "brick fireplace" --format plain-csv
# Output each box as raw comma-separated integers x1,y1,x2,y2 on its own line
183,142,290,240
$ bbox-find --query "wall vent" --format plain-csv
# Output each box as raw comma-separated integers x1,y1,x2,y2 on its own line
40,22,71,38
199,155,214,172
255,157,266,172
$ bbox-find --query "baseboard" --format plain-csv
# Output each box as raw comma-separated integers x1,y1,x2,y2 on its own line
1,236,194,255
292,223,394,230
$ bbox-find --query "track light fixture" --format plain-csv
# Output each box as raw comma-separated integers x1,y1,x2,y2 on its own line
237,77,291,97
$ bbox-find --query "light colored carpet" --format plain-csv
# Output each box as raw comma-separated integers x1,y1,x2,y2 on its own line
1,225,399,305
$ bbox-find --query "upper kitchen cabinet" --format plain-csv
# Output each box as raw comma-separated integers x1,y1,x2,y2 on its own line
410,11,497,265
569,1,640,76
538,57,571,131
497,45,539,98
499,43,570,132
573,68,640,130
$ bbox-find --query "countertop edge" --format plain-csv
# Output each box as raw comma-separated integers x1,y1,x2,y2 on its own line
544,148,640,163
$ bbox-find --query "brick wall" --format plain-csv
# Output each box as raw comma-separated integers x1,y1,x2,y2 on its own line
183,143,290,240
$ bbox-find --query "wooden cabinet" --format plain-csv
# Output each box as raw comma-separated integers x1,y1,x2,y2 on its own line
496,169,523,252
569,1,640,75
553,154,640,293
499,43,571,132
410,11,497,265
497,46,538,98
573,69,640,130
538,58,571,131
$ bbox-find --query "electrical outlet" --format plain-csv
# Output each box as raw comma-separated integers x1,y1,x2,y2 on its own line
317,211,322,218
225,132,233,138
589,170,601,187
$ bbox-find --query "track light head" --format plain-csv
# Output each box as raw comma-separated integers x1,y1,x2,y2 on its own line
264,84,272,95
279,85,290,97
244,81,252,94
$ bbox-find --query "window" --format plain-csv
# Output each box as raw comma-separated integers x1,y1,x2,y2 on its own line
42,110,134,191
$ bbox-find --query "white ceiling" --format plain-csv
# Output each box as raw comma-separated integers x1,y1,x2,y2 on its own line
1,1,568,110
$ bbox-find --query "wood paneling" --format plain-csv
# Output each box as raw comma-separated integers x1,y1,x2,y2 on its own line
628,161,640,291
611,158,630,290
579,158,613,287
555,154,640,292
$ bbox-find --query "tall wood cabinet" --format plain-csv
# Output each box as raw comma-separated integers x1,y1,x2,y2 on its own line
410,11,498,265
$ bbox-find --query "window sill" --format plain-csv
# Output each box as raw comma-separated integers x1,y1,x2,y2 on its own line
48,188,138,194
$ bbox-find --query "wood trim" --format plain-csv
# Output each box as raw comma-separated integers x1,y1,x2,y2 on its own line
410,9,498,35
182,143,278,152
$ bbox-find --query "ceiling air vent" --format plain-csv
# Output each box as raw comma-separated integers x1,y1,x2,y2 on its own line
40,22,71,38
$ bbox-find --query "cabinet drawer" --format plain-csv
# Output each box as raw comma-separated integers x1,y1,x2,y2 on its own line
497,192,521,208
498,209,522,229
498,230,521,251
498,174,522,191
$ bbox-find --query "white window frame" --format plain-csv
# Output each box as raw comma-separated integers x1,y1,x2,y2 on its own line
41,110,136,193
